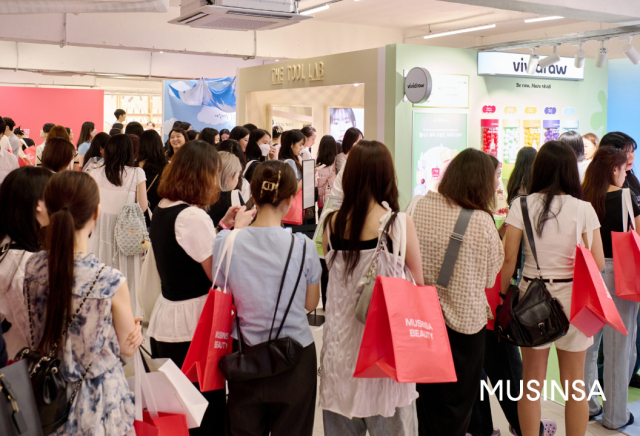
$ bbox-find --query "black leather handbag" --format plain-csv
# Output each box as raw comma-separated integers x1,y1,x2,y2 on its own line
219,235,307,383
15,265,104,435
494,197,570,347
0,359,43,436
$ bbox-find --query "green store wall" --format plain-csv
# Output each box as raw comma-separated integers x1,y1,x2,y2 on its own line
385,44,609,208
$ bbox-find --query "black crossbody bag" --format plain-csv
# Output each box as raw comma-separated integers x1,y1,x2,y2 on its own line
494,197,570,347
219,235,307,383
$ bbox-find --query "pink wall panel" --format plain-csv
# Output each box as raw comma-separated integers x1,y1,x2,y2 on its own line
0,87,104,146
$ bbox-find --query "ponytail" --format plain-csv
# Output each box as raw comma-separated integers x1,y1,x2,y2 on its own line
39,171,100,353
40,208,75,353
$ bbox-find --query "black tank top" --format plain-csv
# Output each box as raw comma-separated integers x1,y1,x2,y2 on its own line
150,203,212,301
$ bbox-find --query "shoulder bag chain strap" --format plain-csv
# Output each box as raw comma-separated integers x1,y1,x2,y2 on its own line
25,264,106,405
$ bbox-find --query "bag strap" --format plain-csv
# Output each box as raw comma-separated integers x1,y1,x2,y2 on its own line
146,173,159,194
25,264,105,356
364,212,397,281
623,188,636,231
212,229,240,294
268,234,296,341
274,239,307,340
520,196,543,278
436,208,473,288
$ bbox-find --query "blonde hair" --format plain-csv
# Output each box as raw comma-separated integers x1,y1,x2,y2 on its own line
218,151,242,191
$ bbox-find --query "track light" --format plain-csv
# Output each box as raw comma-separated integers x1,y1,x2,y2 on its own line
623,37,640,65
574,41,585,68
527,47,539,74
538,46,560,69
595,40,608,68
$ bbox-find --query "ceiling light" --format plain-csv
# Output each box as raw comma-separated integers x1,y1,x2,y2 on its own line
574,42,585,68
525,16,564,23
538,46,560,69
526,47,539,74
595,40,608,68
300,4,329,15
623,37,640,64
275,60,279,62
423,24,496,40
159,51,164,54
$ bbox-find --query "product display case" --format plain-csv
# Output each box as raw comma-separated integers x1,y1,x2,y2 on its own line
481,119,499,157
543,120,560,143
523,120,541,149
502,120,520,164
562,120,579,133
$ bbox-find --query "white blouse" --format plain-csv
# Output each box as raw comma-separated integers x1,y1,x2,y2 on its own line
147,200,216,343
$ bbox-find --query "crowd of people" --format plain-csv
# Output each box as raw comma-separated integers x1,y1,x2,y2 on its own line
0,108,639,436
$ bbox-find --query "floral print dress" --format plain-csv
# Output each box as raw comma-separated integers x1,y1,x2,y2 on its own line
23,252,135,436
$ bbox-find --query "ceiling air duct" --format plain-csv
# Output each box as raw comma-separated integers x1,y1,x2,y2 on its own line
169,0,311,31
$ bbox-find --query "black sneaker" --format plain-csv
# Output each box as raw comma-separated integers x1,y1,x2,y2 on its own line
630,374,640,389
626,413,635,427
589,407,603,421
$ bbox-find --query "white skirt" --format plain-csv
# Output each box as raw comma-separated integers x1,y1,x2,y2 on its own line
147,294,208,343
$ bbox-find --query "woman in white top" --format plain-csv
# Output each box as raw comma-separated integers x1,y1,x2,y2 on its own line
0,167,52,358
87,134,148,313
501,141,605,436
320,140,424,435
148,140,254,436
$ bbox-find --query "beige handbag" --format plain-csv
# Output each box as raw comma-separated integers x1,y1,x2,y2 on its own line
138,245,162,321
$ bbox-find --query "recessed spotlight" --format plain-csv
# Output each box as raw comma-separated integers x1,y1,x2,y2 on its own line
525,16,564,23
275,60,279,62
159,51,164,54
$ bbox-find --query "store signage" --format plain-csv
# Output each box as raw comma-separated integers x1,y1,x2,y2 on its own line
478,52,584,80
404,67,433,104
271,62,324,85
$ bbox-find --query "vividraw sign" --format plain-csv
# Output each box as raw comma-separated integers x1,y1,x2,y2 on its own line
478,52,584,81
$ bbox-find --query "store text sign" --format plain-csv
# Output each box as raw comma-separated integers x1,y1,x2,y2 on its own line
272,62,324,85
477,52,584,81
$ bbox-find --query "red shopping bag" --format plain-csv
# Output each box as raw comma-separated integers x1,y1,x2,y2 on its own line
282,189,303,225
612,230,640,301
181,288,234,392
570,245,628,337
354,276,457,383
134,411,189,436
485,272,501,331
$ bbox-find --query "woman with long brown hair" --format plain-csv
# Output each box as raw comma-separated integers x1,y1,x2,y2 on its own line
41,137,76,173
149,140,254,436
22,171,142,435
320,140,424,434
412,148,504,436
583,146,640,430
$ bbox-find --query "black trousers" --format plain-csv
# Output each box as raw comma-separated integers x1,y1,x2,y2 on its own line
416,327,486,436
227,341,317,436
150,338,226,436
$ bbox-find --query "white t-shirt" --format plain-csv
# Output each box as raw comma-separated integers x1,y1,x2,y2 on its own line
578,160,591,183
167,200,216,262
505,193,600,279
0,136,11,153
0,148,19,184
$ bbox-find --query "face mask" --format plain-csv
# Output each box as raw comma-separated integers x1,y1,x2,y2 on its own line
259,143,271,157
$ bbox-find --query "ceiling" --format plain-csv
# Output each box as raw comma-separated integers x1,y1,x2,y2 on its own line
299,0,574,31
